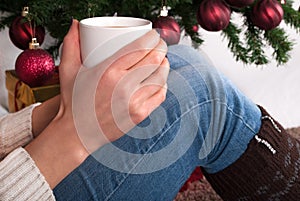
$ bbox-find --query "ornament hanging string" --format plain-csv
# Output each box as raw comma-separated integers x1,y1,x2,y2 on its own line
28,18,35,40
23,7,35,42
26,11,37,42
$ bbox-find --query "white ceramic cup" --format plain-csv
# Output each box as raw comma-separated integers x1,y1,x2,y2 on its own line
79,16,152,68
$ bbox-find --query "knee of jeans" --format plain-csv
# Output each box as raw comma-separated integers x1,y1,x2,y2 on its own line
166,45,257,123
167,45,228,101
167,45,214,70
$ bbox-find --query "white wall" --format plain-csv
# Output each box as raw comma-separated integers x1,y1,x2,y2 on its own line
1,5,300,128
193,29,300,128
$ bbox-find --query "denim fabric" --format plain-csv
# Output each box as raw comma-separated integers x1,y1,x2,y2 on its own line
54,45,262,201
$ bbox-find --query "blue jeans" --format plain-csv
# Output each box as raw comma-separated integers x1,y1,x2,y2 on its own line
53,45,262,201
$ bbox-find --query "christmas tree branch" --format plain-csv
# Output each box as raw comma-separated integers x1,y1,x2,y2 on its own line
245,20,269,65
282,3,300,32
221,22,249,64
173,1,203,48
264,28,294,66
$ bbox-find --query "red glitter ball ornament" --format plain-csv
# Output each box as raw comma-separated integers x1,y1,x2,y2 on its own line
197,0,231,31
15,38,55,87
250,0,284,31
225,0,255,8
9,7,45,50
152,6,181,45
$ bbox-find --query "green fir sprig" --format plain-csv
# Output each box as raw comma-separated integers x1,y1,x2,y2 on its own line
245,22,269,66
222,22,249,64
264,28,294,66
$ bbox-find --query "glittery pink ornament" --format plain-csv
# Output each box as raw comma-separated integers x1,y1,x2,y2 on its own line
15,38,55,87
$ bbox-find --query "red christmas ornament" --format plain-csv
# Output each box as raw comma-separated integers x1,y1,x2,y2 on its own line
9,7,45,50
197,0,231,31
225,0,255,8
15,38,55,87
152,6,181,45
192,25,199,33
250,0,284,31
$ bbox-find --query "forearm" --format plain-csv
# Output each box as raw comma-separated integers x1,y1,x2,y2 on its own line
31,95,60,137
25,114,89,189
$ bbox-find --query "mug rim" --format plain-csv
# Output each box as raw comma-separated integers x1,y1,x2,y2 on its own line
80,16,152,29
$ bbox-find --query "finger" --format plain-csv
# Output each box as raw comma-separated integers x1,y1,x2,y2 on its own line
127,38,167,71
146,84,168,110
141,57,169,87
60,19,81,72
140,85,168,119
124,39,167,86
106,29,161,70
133,58,169,101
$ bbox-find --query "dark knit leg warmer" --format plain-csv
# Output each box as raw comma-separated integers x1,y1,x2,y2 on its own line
202,106,300,201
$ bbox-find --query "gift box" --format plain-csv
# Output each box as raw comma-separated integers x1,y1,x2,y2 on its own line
5,70,60,112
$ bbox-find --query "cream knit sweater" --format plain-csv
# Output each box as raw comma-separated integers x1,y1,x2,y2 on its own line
0,104,55,201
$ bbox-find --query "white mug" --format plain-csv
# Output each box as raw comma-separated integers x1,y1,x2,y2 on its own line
79,16,152,68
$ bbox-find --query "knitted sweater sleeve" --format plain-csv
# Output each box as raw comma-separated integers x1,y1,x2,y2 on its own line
0,103,39,160
0,147,56,201
0,104,56,200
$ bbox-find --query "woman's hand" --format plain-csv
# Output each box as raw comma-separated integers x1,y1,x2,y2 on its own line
25,19,170,188
58,19,169,152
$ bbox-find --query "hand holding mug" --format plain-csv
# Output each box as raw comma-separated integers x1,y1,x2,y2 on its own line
26,18,169,189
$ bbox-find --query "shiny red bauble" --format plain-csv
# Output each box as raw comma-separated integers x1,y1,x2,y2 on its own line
225,0,255,8
192,25,199,33
197,0,231,31
15,49,55,87
152,16,181,45
250,0,284,30
9,16,45,50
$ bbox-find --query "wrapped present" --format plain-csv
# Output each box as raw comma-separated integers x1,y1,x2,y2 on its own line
5,70,60,112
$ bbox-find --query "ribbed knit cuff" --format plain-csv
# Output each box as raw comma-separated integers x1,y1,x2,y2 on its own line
0,103,40,159
0,147,55,201
203,106,300,201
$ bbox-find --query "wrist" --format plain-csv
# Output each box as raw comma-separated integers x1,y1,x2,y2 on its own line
26,112,88,189
31,95,60,137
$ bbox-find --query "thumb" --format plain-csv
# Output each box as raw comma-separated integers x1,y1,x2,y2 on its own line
60,19,81,75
